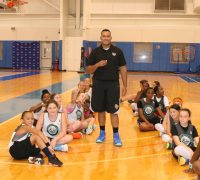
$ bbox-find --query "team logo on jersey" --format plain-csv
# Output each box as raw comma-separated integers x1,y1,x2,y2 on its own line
76,110,82,120
47,124,59,136
180,134,193,146
112,52,116,56
144,105,153,116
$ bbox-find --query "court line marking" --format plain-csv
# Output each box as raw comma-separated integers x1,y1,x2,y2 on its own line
68,135,160,146
183,177,197,180
0,142,164,154
0,85,77,126
0,151,172,166
0,114,21,126
0,135,160,149
184,75,198,83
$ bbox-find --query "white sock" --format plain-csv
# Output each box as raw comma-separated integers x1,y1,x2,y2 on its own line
155,123,165,133
161,134,172,143
174,146,193,160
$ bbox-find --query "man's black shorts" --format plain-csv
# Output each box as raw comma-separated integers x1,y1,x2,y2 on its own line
91,79,120,113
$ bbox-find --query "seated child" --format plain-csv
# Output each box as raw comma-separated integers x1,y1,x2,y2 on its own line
172,108,199,166
36,100,73,152
137,87,164,131
29,89,50,126
155,104,181,149
8,111,63,167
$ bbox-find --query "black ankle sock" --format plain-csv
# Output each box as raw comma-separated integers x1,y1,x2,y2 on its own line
42,147,53,158
113,127,118,133
36,153,44,159
100,126,105,131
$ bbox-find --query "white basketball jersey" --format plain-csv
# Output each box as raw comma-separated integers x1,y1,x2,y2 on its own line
67,104,83,123
8,124,32,148
42,112,62,139
34,106,46,120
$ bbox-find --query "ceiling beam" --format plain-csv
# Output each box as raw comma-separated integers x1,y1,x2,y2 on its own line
41,0,60,11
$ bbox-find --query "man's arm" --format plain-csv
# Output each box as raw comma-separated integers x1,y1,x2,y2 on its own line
119,65,127,96
86,60,107,74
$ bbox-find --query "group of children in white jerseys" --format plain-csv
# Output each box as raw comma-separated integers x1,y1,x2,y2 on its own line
8,78,95,167
8,77,200,176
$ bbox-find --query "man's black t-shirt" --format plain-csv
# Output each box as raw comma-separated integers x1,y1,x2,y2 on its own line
86,44,126,81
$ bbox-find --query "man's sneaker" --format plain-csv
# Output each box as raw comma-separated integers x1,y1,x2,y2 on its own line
72,132,83,139
166,142,173,150
113,132,122,147
96,130,105,143
48,155,63,167
178,156,189,166
28,157,44,165
54,144,68,152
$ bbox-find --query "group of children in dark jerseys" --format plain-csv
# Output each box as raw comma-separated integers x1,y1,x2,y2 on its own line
8,77,200,177
8,78,96,167
121,79,200,177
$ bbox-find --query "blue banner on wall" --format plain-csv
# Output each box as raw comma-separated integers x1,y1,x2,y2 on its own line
12,41,40,70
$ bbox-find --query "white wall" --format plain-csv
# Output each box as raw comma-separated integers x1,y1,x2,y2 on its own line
0,0,60,41
62,37,83,71
0,16,59,40
61,0,83,70
1,0,200,69
82,0,200,43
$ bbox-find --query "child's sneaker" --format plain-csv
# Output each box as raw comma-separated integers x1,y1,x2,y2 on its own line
92,124,97,130
72,132,83,139
86,127,93,135
28,157,44,165
128,100,134,104
134,111,138,117
113,132,122,147
82,129,86,134
96,130,105,143
159,132,164,137
178,156,189,166
54,144,68,152
48,155,63,167
166,142,173,150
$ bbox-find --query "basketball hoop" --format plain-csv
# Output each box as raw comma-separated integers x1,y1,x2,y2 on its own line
6,0,28,8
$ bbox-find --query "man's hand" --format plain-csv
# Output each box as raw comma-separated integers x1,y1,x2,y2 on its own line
121,86,127,97
96,60,107,67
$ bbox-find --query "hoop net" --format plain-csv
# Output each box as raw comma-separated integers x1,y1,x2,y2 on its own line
6,0,28,13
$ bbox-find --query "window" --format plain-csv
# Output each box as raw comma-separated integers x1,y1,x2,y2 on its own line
170,44,195,64
0,42,3,60
155,0,185,11
155,0,169,10
134,43,153,63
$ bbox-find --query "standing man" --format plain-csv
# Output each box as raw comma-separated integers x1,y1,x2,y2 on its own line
86,29,127,147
